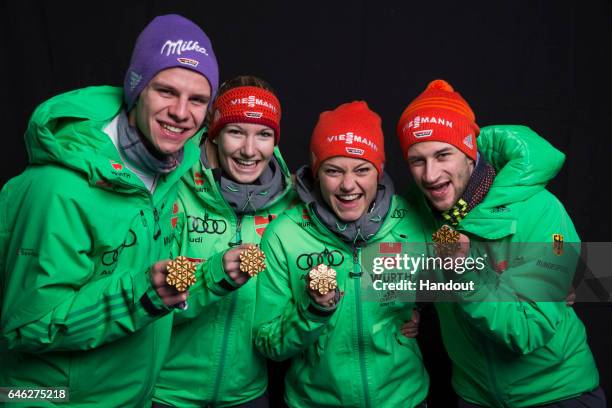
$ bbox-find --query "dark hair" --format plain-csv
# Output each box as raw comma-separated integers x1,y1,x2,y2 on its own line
217,75,275,95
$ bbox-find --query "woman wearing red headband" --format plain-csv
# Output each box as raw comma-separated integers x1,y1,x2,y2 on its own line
153,76,295,408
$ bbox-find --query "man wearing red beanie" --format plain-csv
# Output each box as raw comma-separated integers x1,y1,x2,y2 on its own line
397,80,605,407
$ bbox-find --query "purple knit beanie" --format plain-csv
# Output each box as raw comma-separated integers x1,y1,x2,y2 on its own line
124,14,219,110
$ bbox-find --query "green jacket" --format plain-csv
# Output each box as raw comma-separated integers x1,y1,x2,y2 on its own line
254,196,429,408
153,149,296,407
0,86,202,406
434,125,599,407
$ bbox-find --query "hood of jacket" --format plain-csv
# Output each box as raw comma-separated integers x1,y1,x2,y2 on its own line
295,165,395,245
459,125,565,239
475,124,565,208
24,86,203,193
183,145,295,216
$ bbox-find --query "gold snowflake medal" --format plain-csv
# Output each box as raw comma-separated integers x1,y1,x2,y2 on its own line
239,245,266,277
308,263,338,295
432,225,461,258
166,256,197,292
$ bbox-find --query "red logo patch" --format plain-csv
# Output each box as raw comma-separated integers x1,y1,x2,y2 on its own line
495,260,508,273
111,162,123,171
170,202,180,228
302,209,311,220
96,180,113,189
379,243,403,254
194,172,204,186
255,214,277,237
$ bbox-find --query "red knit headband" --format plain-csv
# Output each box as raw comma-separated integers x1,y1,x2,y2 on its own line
208,86,281,143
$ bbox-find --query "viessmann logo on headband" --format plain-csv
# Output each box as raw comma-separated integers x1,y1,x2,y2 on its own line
231,95,278,113
327,132,379,152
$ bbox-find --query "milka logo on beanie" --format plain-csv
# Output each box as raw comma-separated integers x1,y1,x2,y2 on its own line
231,95,278,113
327,132,379,152
160,39,209,57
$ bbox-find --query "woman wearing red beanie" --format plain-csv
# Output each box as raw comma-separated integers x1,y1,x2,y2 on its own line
254,101,429,407
153,75,296,408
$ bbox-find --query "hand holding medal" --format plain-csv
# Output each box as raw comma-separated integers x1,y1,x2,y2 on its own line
166,256,197,292
307,263,340,308
432,225,462,258
239,245,266,277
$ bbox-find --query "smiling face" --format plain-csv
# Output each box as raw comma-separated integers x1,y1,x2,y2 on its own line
406,141,475,211
129,67,211,155
317,156,379,222
215,123,276,183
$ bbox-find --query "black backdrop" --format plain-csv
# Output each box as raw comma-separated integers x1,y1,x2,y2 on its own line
1,1,610,406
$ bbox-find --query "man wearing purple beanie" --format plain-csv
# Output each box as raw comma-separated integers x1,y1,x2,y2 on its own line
0,14,218,406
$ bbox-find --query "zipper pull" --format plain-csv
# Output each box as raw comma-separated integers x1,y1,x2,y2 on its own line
228,216,243,247
153,208,161,240
350,247,362,278
140,210,147,227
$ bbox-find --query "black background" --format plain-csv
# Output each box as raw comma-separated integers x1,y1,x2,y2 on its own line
1,1,610,406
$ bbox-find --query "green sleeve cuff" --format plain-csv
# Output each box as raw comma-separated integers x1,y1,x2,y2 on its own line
137,270,171,316
204,250,240,296
297,292,336,323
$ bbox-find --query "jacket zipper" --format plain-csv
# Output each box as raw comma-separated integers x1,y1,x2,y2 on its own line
352,246,372,408
210,215,242,403
139,201,159,399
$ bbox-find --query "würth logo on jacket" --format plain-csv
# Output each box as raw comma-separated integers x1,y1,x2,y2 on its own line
110,161,123,171
299,208,312,228
327,132,379,152
194,172,204,186
109,161,131,179
255,214,277,237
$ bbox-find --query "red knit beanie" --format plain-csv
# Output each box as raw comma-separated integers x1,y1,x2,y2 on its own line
310,101,385,177
208,86,281,143
396,79,479,161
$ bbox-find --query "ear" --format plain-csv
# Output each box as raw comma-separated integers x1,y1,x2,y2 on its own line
204,138,220,168
467,157,476,175
127,105,138,127
310,152,319,178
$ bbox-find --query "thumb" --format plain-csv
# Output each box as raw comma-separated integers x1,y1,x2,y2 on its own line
151,259,171,276
150,259,171,287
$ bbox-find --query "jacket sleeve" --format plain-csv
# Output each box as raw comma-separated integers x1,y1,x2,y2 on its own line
456,195,579,354
0,181,170,353
253,227,335,361
170,198,239,324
